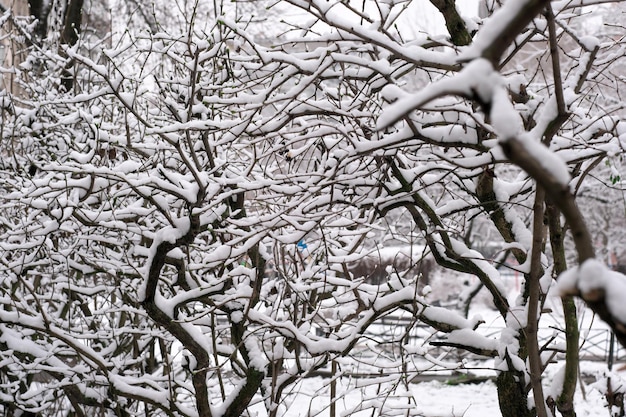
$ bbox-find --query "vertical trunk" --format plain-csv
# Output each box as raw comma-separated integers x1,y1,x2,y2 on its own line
330,360,337,417
497,311,534,417
547,201,578,417
496,348,535,417
497,376,534,417
557,296,579,417
476,169,537,417
60,0,84,91
429,0,472,46
1,0,29,94
28,0,49,40
60,0,83,46
527,186,548,417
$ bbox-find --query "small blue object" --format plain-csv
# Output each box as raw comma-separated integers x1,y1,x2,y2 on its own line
297,240,308,252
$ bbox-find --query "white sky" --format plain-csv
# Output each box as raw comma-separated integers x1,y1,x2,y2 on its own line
277,0,480,41
398,0,479,36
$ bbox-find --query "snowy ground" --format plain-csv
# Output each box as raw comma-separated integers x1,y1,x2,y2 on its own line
267,360,618,417
239,336,622,417
242,297,626,416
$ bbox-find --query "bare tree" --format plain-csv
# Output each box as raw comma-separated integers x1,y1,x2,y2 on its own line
1,1,626,416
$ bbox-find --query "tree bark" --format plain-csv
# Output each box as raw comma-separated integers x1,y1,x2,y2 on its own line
429,0,472,46
547,201,578,417
527,186,548,417
28,0,49,40
497,350,535,417
60,0,84,91
478,0,551,65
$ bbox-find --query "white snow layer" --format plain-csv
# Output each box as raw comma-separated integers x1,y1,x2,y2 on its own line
559,259,626,324
377,59,500,130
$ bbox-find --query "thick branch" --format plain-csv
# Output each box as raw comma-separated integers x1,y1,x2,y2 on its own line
501,138,626,348
141,215,212,417
429,0,472,46
526,186,548,417
547,202,578,417
429,341,497,357
475,0,550,65
543,4,569,143
387,159,510,315
60,0,84,91
475,168,527,265
222,314,265,415
28,0,49,40
500,138,594,261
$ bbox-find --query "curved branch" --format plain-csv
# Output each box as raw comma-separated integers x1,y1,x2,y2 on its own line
141,213,212,417
500,138,626,349
387,158,510,315
429,341,497,357
469,0,550,65
429,0,472,46
500,138,594,261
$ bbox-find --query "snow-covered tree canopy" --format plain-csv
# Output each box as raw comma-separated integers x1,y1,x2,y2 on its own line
1,0,626,416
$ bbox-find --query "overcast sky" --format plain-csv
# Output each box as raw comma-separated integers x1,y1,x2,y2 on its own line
276,0,481,41
402,0,479,35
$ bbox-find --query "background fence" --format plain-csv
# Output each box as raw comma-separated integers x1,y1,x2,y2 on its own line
368,314,624,367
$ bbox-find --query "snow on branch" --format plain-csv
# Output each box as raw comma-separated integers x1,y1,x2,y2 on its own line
559,259,626,345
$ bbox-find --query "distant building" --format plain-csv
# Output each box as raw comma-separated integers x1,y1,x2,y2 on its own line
0,0,28,17
0,0,30,93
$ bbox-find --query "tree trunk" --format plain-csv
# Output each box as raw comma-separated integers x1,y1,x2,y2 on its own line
497,369,535,417
28,0,49,40
60,0,84,91
429,0,472,46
